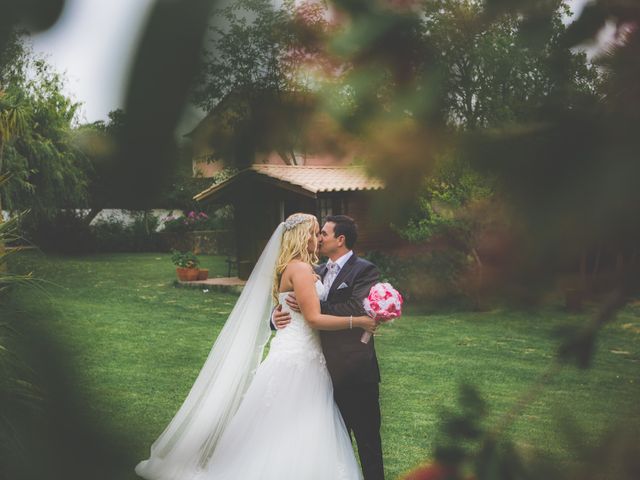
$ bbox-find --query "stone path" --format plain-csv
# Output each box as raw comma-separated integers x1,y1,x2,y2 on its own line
175,276,246,293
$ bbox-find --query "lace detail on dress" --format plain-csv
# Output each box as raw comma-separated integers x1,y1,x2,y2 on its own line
261,281,329,407
270,280,327,369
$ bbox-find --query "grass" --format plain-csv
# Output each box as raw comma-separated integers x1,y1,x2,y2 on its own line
6,251,640,479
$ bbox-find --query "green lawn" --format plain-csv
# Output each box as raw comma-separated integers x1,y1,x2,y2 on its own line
7,252,640,479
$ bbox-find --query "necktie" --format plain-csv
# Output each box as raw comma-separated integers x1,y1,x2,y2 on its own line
321,262,340,301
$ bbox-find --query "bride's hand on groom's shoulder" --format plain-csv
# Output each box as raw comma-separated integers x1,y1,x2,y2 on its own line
273,304,292,329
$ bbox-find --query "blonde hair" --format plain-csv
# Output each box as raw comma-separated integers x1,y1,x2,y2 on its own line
272,213,319,302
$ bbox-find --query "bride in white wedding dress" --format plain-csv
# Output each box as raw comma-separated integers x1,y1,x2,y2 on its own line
136,213,376,480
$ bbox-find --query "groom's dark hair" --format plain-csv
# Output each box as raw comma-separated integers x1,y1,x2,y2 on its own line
326,215,357,249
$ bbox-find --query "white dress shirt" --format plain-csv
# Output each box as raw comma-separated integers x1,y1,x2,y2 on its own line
321,250,353,300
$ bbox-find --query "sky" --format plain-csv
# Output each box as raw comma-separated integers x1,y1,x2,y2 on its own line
30,0,599,128
31,0,155,125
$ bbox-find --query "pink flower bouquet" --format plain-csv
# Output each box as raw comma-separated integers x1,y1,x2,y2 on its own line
361,282,403,344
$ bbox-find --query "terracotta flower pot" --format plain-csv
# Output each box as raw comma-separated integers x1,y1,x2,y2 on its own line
197,268,209,281
177,267,199,281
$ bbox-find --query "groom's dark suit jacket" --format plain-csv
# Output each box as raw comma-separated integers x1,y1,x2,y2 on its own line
317,254,380,389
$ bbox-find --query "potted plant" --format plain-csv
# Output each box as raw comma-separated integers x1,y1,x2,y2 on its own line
171,250,200,281
197,268,209,280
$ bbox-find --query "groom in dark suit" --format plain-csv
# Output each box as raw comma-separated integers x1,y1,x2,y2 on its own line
273,215,384,480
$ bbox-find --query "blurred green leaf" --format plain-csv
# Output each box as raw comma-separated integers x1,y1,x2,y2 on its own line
118,0,218,207
561,4,608,48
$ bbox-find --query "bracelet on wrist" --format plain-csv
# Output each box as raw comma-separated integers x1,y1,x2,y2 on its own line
349,315,353,329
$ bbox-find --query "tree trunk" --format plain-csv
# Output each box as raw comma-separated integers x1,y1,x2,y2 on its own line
592,246,602,278
471,247,486,311
472,247,483,281
579,249,588,289
143,210,151,235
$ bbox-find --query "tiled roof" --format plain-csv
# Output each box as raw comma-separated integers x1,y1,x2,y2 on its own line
252,165,383,193
194,165,384,201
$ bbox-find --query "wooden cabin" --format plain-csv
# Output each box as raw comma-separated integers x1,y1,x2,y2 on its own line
193,165,407,278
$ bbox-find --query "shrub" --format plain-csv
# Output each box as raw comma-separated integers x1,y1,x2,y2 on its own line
20,210,96,253
92,212,163,253
363,249,472,307
162,208,233,233
170,250,199,268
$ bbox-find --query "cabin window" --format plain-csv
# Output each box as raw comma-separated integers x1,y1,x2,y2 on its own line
318,197,348,223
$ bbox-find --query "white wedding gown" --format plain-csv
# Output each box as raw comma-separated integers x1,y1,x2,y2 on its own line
191,280,362,480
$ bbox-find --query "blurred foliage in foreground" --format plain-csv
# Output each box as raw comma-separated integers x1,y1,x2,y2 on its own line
1,0,639,479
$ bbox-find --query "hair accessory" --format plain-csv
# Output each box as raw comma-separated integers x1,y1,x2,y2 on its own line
283,213,310,231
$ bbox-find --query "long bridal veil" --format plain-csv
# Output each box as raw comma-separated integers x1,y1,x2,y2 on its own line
136,223,285,480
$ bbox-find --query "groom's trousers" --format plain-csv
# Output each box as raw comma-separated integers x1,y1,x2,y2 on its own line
334,383,384,480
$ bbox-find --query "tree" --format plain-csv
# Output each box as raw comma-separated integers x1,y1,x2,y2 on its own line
192,0,332,166
0,31,30,267
387,1,599,305
0,89,29,270
0,27,30,85
422,0,597,129
0,33,90,217
0,29,30,206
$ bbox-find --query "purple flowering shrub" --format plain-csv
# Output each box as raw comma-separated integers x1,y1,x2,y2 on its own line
162,211,221,233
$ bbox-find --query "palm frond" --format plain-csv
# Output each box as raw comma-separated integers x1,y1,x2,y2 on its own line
0,172,11,187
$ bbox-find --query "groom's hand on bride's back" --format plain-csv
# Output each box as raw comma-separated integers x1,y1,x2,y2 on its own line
272,304,292,329
284,293,301,313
